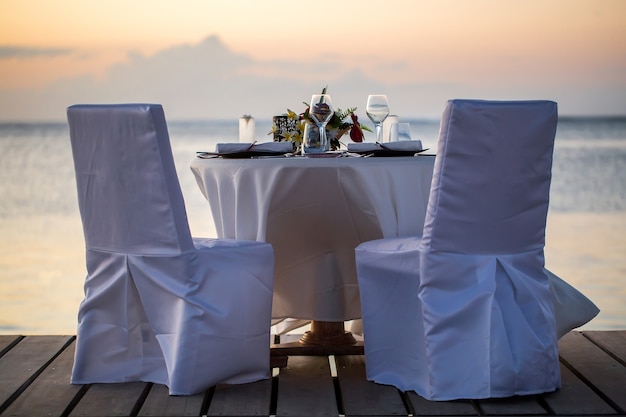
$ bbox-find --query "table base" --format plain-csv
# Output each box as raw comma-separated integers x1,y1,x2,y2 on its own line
270,321,364,368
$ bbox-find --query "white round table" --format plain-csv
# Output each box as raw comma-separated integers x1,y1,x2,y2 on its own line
190,154,435,326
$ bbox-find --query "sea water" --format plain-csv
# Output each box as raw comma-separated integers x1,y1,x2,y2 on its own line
1,117,625,334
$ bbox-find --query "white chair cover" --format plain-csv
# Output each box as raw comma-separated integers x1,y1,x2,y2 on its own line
67,104,274,395
355,99,599,400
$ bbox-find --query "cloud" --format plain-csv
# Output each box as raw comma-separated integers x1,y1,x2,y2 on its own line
0,35,624,121
0,35,462,121
0,46,74,59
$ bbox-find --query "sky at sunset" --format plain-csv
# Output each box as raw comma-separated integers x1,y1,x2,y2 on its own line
1,0,625,121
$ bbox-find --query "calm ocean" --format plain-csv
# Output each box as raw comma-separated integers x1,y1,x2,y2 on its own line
1,117,625,334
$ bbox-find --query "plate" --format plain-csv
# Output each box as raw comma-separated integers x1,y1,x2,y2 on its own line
303,151,345,158
196,150,290,159
349,148,430,157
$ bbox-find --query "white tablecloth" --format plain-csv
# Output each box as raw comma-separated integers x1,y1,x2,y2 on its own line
190,155,435,321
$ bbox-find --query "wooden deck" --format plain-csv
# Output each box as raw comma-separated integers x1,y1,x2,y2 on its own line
0,331,624,416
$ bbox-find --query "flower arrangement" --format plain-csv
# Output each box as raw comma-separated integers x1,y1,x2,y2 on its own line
270,87,371,151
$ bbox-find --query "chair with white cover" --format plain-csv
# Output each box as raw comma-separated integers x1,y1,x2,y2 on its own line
355,99,599,400
67,103,274,395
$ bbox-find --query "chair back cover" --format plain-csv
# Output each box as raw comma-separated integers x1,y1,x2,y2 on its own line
68,103,193,255
421,99,557,254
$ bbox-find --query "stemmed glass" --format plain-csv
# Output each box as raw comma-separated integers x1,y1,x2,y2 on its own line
366,95,390,142
308,94,334,152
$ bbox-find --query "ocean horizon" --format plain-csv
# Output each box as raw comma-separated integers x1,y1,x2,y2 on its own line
1,116,625,334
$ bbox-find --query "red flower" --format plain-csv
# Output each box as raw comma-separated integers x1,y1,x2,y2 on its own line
349,113,364,142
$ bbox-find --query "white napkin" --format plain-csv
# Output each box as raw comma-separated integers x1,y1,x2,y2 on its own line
347,140,423,152
215,142,294,154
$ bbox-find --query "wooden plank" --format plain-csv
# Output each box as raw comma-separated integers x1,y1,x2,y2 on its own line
0,335,22,356
276,355,338,417
0,335,72,409
206,380,272,416
2,339,82,417
559,331,626,412
335,355,408,416
542,363,616,415
406,391,477,415
477,395,547,415
138,383,205,416
583,330,626,365
68,382,148,416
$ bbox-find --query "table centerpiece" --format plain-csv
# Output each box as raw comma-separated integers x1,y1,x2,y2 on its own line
271,87,371,152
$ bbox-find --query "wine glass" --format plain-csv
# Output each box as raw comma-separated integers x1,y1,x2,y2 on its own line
366,95,390,142
309,94,334,152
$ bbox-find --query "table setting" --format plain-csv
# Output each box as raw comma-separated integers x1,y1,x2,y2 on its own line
189,88,436,353
197,87,428,160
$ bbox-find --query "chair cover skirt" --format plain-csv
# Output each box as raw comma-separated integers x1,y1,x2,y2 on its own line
71,238,274,395
356,237,599,400
355,237,429,393
418,249,559,399
357,238,563,399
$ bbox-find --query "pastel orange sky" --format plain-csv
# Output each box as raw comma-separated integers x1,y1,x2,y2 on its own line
1,0,625,119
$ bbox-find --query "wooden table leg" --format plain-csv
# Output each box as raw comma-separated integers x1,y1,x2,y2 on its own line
270,320,364,367
299,321,357,345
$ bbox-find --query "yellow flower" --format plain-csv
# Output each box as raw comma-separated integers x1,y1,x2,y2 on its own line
293,121,306,144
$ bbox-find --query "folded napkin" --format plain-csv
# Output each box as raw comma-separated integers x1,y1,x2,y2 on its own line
215,142,294,154
347,140,423,153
